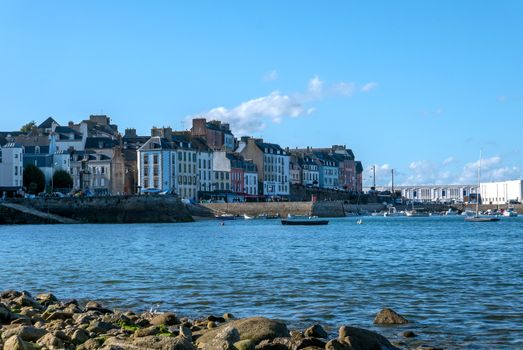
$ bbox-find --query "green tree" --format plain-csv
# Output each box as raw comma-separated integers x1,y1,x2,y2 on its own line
23,164,45,194
20,121,37,133
52,170,73,190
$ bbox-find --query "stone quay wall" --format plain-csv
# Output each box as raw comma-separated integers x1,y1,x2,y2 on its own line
203,201,387,218
4,195,193,224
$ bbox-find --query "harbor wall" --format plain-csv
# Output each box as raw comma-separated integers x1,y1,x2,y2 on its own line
203,201,387,218
2,195,193,224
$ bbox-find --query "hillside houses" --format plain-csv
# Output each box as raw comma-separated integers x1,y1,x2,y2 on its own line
0,115,364,200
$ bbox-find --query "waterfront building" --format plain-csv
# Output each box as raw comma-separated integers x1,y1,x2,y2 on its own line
171,133,199,200
289,154,302,185
228,153,245,194
15,131,70,188
480,180,523,205
236,137,290,198
243,160,258,196
84,137,125,195
212,150,231,192
355,161,363,192
394,184,477,203
313,152,339,189
137,136,177,194
330,146,356,191
191,118,234,151
122,128,150,194
0,143,24,195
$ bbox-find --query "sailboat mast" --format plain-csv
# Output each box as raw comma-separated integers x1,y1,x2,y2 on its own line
476,151,482,215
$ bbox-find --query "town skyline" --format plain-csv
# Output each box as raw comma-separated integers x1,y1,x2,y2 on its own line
1,1,522,186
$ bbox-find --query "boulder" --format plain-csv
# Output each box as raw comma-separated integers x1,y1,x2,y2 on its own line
103,334,197,350
197,317,289,346
71,328,90,345
234,339,256,350
150,312,180,326
303,324,328,339
3,335,37,350
208,315,226,323
179,325,192,339
77,337,105,350
402,331,416,338
12,295,41,310
1,303,15,324
35,293,58,307
1,326,47,342
325,339,350,350
202,326,240,350
373,308,408,325
87,320,117,334
37,333,64,349
135,326,160,337
338,326,400,350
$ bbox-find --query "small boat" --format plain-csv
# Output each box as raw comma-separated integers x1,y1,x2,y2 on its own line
465,216,500,222
356,219,363,225
257,213,268,219
266,214,280,219
243,214,255,220
215,214,235,220
383,206,405,217
502,207,518,217
405,210,429,217
281,217,329,225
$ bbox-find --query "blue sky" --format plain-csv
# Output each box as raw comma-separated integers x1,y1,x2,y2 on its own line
1,1,522,186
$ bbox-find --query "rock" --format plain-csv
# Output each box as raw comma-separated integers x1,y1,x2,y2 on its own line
325,339,350,350
303,324,328,339
1,326,47,342
234,339,255,350
37,333,64,349
208,315,226,323
338,326,400,350
12,295,41,310
87,320,117,334
35,293,58,307
254,339,288,350
1,303,15,324
202,326,240,350
373,308,409,325
223,313,235,320
71,328,90,345
3,335,36,350
135,326,160,337
85,301,103,309
77,337,105,350
104,334,197,350
415,346,443,350
402,331,416,338
44,310,74,321
180,325,192,339
197,317,289,346
208,321,217,329
10,317,32,326
150,312,180,326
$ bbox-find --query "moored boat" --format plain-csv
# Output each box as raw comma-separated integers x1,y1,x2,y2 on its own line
502,207,518,217
281,217,329,225
215,214,235,220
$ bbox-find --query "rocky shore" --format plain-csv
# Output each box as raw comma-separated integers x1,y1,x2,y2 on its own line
0,291,442,350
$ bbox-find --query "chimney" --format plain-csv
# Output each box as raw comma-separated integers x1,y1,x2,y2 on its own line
124,128,137,138
68,121,74,128
191,118,206,136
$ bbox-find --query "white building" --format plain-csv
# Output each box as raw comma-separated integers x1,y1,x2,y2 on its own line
243,161,258,196
175,139,198,200
137,137,177,193
0,143,24,189
480,180,523,205
212,150,231,192
397,185,477,203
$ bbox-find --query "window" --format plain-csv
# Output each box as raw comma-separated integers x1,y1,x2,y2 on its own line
153,155,159,164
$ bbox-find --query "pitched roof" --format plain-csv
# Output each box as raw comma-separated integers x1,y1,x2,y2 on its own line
254,140,287,154
138,136,174,151
38,117,58,129
85,137,119,149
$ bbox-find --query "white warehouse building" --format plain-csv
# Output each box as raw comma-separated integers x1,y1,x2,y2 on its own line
397,185,477,203
480,180,523,205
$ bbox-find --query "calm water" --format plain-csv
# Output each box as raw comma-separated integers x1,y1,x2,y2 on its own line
0,217,522,349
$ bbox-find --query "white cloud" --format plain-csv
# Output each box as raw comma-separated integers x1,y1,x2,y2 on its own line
263,70,278,82
189,75,374,134
361,82,378,92
442,156,455,166
307,75,324,97
332,82,355,96
202,91,304,134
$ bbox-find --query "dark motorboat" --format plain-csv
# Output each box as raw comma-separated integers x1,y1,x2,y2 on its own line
281,215,329,225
